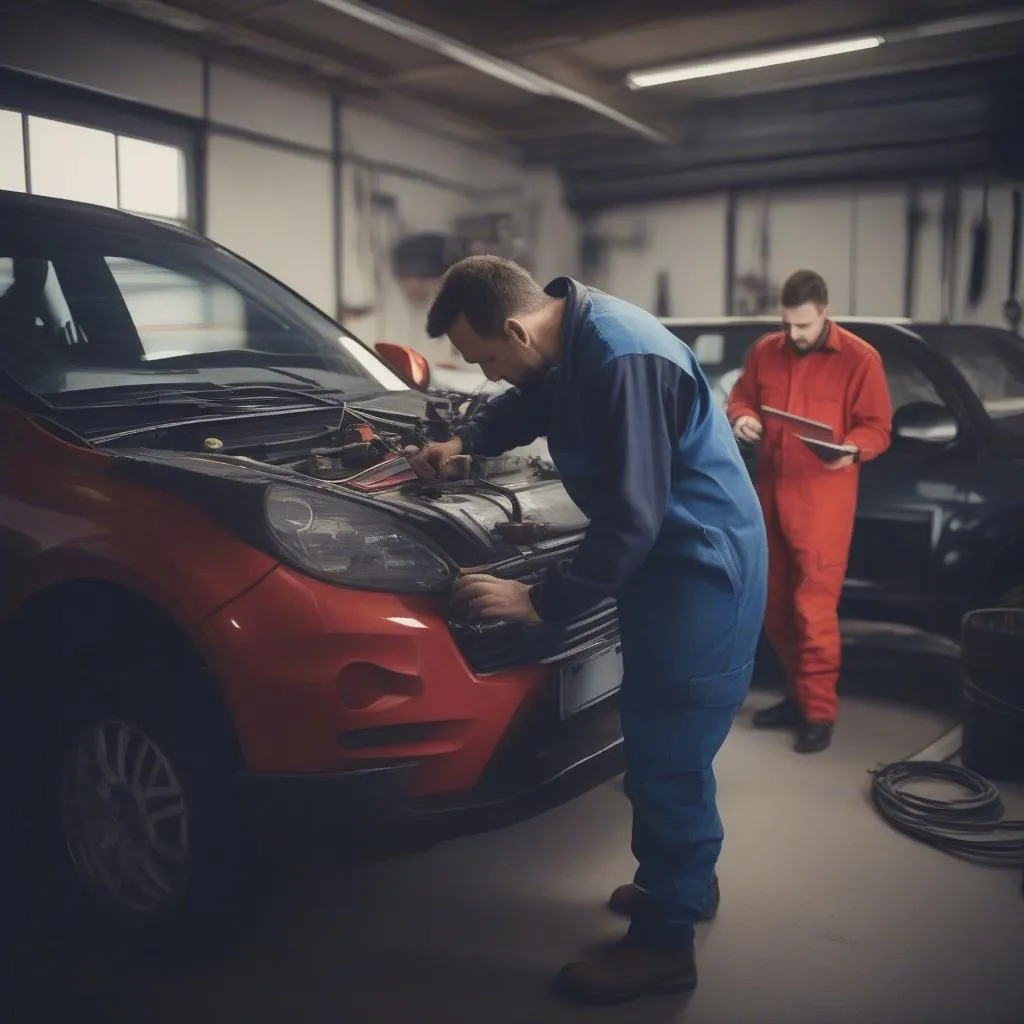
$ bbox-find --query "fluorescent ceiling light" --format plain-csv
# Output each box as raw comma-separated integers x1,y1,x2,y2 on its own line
627,35,885,89
312,0,669,142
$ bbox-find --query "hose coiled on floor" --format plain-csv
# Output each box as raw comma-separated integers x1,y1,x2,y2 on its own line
869,760,1024,868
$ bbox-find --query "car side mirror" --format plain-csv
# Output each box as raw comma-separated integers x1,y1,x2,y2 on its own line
374,342,431,390
893,401,958,444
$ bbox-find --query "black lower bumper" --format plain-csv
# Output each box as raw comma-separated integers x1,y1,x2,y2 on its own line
237,762,418,839
237,693,624,850
407,691,624,837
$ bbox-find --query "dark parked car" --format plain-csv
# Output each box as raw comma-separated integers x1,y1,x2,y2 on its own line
661,316,1024,637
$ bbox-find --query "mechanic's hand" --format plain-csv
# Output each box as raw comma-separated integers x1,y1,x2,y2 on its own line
823,452,857,470
733,415,763,444
451,573,542,625
408,437,463,480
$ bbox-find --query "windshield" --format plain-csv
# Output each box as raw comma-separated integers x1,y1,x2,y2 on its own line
0,223,407,409
914,324,1024,435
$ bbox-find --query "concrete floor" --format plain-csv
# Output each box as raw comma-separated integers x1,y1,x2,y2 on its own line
7,632,1024,1024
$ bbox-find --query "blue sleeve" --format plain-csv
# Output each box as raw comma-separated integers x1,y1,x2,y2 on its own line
454,378,550,457
528,353,695,622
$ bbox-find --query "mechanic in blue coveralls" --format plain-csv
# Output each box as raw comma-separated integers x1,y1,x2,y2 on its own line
411,256,768,1006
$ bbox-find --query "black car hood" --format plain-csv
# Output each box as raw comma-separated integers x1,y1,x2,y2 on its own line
104,427,588,570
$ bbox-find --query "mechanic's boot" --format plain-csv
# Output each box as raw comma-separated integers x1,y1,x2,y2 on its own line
553,937,697,1005
608,874,720,921
795,721,834,753
752,697,804,729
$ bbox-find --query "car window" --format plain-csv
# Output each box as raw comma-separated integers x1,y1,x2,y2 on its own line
913,325,1024,434
0,234,405,401
104,256,299,361
839,324,946,413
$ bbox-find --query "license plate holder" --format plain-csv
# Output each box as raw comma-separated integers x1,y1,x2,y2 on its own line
559,645,623,720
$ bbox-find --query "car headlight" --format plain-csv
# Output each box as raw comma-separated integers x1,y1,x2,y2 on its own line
264,484,455,593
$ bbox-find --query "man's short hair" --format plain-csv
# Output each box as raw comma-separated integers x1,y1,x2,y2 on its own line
426,255,548,339
781,269,829,309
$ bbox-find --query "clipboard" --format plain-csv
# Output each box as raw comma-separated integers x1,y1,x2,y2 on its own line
797,435,858,463
761,405,835,442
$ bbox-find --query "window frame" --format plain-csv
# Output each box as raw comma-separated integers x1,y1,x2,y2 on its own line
0,67,198,229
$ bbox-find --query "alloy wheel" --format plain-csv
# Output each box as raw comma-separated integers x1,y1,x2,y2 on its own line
60,719,191,914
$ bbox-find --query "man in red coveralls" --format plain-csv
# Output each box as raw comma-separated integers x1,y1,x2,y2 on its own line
726,269,893,752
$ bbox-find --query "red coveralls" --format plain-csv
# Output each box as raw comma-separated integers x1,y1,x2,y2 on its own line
726,323,892,723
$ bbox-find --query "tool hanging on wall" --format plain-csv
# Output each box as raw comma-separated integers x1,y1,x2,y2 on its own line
967,182,991,309
758,197,771,313
733,195,779,315
1005,190,1023,335
903,185,925,319
939,184,961,324
655,270,671,317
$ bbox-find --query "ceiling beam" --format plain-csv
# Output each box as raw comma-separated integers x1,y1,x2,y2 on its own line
375,0,784,54
307,0,672,143
80,0,386,87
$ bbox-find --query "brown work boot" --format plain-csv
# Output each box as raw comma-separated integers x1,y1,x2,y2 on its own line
752,696,804,729
553,937,697,1005
608,874,720,920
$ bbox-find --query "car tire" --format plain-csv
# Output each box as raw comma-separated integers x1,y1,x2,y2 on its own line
37,660,247,955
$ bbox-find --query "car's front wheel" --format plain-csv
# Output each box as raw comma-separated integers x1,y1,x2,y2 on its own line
60,716,193,916
41,664,245,950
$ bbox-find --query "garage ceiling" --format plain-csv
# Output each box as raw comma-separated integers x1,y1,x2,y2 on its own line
59,0,1024,205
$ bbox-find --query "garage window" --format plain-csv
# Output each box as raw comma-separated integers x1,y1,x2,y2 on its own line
0,110,26,192
116,136,187,222
1,108,188,227
28,117,119,209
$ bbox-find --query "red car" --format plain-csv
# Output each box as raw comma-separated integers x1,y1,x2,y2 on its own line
0,190,623,939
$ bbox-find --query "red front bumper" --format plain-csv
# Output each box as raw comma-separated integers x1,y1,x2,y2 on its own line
199,565,553,799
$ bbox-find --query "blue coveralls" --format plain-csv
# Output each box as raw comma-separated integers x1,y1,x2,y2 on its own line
456,278,768,951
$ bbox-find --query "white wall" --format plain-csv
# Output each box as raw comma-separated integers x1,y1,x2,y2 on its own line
587,196,728,316
339,104,526,365
206,134,336,314
339,158,583,371
588,180,1022,328
523,169,582,289
0,3,204,117
209,63,333,151
853,188,906,317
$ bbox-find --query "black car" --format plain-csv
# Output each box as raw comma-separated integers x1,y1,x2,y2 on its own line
662,316,1024,638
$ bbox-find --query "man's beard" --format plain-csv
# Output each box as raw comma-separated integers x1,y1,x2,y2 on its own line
787,321,830,353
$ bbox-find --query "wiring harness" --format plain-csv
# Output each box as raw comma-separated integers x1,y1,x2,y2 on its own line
870,761,1024,901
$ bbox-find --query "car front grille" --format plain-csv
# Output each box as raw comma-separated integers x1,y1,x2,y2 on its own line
448,554,620,675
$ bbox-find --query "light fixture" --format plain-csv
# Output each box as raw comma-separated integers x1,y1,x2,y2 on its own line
627,35,885,89
311,0,669,142
627,6,1024,90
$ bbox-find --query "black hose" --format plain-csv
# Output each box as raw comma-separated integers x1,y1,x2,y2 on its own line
869,761,1024,868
